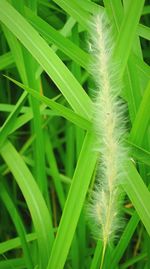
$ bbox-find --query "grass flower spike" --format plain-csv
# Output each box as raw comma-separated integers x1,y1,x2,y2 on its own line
89,12,127,267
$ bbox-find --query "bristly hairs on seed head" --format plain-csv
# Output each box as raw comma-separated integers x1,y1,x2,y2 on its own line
87,11,128,246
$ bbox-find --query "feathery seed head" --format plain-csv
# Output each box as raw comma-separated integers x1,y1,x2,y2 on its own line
87,11,128,244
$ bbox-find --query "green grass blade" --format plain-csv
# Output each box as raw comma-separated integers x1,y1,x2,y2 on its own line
0,140,54,268
0,233,36,254
0,51,14,70
111,212,139,268
142,5,150,15
26,8,90,70
138,23,150,41
90,240,103,269
124,161,150,236
3,1,49,203
47,132,97,269
130,80,150,146
0,91,27,149
134,54,150,88
4,76,92,131
127,140,150,166
0,258,25,269
2,25,28,84
0,0,92,119
0,182,33,269
113,0,145,77
120,253,147,268
45,131,66,209
53,0,91,30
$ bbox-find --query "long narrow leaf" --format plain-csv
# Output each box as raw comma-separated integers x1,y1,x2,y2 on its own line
0,0,92,119
0,140,54,268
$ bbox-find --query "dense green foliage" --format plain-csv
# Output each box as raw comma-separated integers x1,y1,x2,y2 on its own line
0,1,150,269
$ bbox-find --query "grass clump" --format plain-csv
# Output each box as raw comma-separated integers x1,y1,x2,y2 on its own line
0,1,150,269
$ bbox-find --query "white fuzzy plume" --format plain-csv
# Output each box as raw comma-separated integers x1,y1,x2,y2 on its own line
88,12,127,247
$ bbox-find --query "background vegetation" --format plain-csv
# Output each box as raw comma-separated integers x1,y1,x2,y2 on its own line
0,0,150,269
